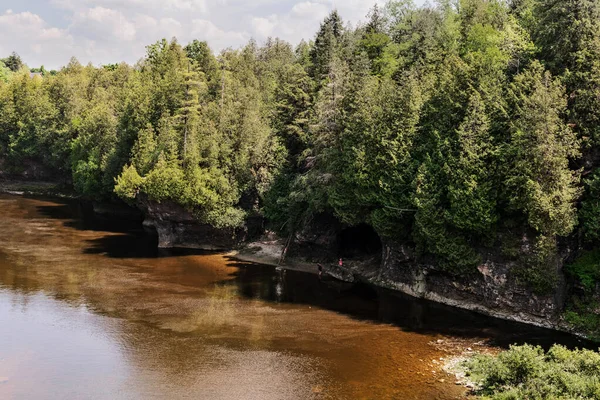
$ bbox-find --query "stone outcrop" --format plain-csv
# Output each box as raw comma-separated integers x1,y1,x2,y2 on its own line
0,157,62,181
274,222,573,332
322,263,356,283
137,196,256,250
373,240,566,330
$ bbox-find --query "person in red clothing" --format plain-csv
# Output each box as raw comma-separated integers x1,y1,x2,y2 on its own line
338,258,343,267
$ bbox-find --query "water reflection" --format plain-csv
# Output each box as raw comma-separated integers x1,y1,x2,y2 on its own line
0,194,592,400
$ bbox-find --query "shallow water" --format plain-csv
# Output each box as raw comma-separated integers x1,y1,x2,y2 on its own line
0,195,589,399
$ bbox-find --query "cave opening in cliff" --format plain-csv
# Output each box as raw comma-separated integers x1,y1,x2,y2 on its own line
337,224,382,260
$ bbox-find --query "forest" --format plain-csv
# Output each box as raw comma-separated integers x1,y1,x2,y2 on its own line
1,0,599,317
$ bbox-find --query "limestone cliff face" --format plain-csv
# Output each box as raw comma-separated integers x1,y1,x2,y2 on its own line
278,220,572,331
374,240,567,330
137,196,252,250
0,157,63,181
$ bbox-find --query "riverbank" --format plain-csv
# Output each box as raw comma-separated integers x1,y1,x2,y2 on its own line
0,181,593,342
0,179,75,198
231,236,589,339
445,343,600,399
3,192,597,399
228,236,318,274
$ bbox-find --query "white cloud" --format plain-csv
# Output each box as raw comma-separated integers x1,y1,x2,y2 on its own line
51,0,208,13
251,15,278,39
191,19,249,49
0,9,74,67
72,7,136,42
291,1,329,19
0,0,395,68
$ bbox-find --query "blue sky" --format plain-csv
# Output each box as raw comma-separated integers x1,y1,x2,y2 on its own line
0,0,415,69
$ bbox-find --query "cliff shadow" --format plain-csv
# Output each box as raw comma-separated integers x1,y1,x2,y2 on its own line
80,233,228,259
34,198,143,235
219,258,595,350
337,223,382,262
30,197,218,259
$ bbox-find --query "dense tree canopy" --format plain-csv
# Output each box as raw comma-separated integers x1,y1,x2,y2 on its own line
1,0,600,291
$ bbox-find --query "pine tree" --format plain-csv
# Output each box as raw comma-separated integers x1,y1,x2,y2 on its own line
533,0,600,144
360,4,392,75
131,124,157,176
504,61,581,238
310,11,344,82
176,60,205,166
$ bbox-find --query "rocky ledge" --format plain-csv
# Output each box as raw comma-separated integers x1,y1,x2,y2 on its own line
375,241,564,330
137,197,256,250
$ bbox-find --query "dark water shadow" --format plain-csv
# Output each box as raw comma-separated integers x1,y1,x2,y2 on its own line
220,258,597,351
33,198,221,259
35,200,142,235
81,233,159,258
81,233,224,259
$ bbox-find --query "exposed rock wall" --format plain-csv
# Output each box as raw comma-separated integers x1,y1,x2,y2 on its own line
371,241,567,330
137,196,254,250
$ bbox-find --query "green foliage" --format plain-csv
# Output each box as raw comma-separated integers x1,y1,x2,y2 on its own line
310,11,344,81
513,235,560,294
2,52,24,72
565,307,600,341
532,0,600,145
142,161,186,202
114,164,143,201
503,62,581,278
463,344,600,400
568,249,600,291
414,158,483,273
0,60,10,83
565,250,600,339
446,90,496,234
131,124,158,176
581,170,600,243
3,0,600,291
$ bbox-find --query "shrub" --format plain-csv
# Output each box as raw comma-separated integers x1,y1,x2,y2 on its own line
567,250,600,292
463,344,600,400
114,164,143,202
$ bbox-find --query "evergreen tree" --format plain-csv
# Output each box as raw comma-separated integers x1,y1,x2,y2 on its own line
3,52,24,72
2,3,600,292
504,62,581,239
310,11,344,81
446,90,497,234
359,6,393,76
0,60,10,83
533,0,600,144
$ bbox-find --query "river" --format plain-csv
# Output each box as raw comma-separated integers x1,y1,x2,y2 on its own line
0,194,589,399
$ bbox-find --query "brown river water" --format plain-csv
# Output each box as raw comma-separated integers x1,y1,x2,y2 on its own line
0,194,589,400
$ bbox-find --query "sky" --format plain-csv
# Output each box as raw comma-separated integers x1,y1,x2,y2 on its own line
0,0,399,69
